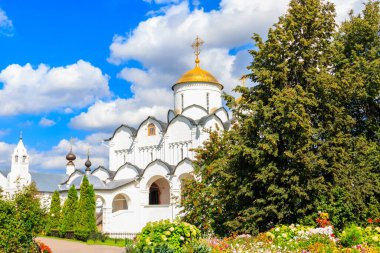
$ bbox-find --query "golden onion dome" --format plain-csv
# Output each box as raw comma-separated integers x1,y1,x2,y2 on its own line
176,64,219,85
173,59,223,90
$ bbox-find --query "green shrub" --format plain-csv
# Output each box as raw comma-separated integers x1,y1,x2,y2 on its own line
135,219,200,253
88,231,108,242
125,238,134,246
340,224,364,247
183,241,212,253
74,229,90,242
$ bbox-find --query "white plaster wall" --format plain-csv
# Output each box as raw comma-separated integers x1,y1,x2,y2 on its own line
0,174,7,190
173,83,222,116
182,106,208,120
113,165,139,180
92,170,109,181
142,206,173,225
173,160,193,190
67,171,82,185
215,109,229,123
109,127,134,171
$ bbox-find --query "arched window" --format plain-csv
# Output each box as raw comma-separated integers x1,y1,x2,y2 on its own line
148,123,156,136
15,155,18,163
22,155,26,162
112,194,128,213
181,147,184,160
149,183,160,205
150,152,153,162
148,178,170,205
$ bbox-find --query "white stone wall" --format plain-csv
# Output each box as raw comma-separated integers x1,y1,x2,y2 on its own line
173,82,222,116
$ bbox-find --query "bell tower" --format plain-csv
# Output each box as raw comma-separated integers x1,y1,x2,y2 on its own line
8,133,32,189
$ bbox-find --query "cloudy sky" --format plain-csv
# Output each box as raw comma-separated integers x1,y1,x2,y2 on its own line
0,0,365,173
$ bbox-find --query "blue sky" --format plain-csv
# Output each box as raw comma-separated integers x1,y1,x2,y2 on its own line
0,0,365,173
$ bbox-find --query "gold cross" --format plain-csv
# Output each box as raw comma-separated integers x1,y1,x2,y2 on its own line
192,36,204,66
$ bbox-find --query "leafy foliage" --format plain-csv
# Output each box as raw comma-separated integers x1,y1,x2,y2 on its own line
60,184,78,234
0,183,46,253
46,190,61,232
75,176,96,234
182,0,380,236
134,220,200,253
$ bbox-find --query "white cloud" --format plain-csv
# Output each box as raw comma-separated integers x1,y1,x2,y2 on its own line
28,133,109,172
143,0,180,4
0,9,14,36
71,0,364,131
0,142,14,170
39,117,56,127
0,60,110,116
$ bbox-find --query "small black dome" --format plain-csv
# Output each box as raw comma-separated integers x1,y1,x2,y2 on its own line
66,150,76,161
85,159,92,169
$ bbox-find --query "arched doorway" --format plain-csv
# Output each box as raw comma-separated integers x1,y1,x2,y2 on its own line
112,194,128,213
95,196,105,231
148,178,170,205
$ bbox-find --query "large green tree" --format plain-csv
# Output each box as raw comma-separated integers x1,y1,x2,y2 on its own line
182,0,380,235
75,176,96,232
47,190,61,232
60,184,78,233
0,183,45,253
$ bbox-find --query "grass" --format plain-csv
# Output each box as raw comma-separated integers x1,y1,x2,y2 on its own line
87,238,126,247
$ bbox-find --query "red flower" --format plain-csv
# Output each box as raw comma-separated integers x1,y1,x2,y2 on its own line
368,218,373,223
375,218,380,223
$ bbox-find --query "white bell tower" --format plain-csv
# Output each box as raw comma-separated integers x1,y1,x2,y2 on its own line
8,133,32,189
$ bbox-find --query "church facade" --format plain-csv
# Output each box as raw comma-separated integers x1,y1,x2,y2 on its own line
0,38,231,233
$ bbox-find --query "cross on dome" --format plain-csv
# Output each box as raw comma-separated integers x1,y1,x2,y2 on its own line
192,36,204,67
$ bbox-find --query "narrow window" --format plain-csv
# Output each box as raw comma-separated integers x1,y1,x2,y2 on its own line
181,148,184,160
22,156,26,163
15,156,18,163
148,123,156,136
150,151,153,162
181,93,184,111
206,93,210,113
149,183,160,205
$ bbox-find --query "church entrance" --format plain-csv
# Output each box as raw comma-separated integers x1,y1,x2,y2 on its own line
148,178,170,205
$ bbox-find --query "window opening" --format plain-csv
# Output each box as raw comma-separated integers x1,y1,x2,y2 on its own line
148,123,156,136
149,183,160,205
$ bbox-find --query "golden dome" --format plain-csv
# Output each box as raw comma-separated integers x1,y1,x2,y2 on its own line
176,64,219,85
173,36,223,89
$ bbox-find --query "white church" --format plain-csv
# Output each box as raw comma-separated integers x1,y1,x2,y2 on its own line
0,38,231,233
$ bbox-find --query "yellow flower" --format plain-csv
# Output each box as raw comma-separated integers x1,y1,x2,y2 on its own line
366,227,372,232
375,227,380,233
266,232,275,240
373,236,379,242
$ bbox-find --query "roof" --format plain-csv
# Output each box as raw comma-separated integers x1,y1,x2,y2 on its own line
30,172,68,192
174,64,222,90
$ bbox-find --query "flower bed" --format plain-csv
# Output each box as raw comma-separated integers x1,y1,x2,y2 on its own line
125,214,380,252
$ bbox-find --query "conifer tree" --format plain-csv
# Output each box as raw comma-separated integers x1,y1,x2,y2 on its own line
75,176,96,232
182,0,380,235
60,184,78,233
47,190,61,231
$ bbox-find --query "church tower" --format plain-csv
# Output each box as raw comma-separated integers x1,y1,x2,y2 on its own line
65,140,76,175
172,36,223,120
8,134,32,189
